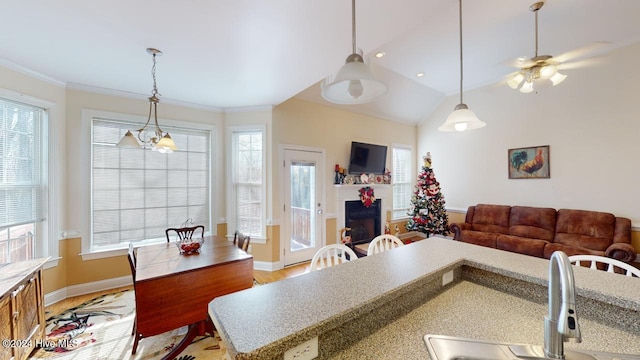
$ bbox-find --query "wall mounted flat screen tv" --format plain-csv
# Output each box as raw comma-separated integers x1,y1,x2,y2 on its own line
348,141,387,175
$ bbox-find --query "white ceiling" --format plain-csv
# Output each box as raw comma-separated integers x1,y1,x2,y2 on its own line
2,0,639,124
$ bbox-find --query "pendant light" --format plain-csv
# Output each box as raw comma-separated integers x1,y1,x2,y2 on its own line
438,0,486,132
117,48,177,153
321,0,387,104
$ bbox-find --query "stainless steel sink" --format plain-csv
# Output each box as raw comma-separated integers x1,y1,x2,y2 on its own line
424,334,640,360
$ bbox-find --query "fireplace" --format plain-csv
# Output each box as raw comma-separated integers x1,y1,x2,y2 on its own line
345,200,382,245
335,184,389,245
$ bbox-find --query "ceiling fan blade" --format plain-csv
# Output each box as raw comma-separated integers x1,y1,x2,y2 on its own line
558,57,607,71
502,57,536,70
552,41,612,64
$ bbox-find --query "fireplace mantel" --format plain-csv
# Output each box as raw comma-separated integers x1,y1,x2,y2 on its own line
335,184,391,243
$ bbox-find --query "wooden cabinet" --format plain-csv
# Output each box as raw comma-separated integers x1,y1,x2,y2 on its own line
0,258,48,360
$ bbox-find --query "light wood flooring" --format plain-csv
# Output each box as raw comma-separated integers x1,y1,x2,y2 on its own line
45,261,311,317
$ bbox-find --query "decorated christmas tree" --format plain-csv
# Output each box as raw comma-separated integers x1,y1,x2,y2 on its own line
405,152,449,236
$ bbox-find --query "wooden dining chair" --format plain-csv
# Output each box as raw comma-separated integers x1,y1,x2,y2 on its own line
233,230,251,252
165,225,205,243
309,244,358,271
367,234,404,255
127,243,143,354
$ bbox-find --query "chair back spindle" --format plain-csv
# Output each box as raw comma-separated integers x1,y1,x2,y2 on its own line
569,254,640,278
310,244,358,271
367,234,404,256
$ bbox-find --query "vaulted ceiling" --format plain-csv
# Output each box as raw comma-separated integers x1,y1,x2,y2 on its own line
2,0,639,124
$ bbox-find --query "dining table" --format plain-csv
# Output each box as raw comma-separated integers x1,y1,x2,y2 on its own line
134,235,254,360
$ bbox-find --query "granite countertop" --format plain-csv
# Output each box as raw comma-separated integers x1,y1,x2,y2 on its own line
0,257,49,297
208,237,640,359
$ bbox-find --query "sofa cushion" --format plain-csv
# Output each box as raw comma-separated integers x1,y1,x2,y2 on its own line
470,204,511,235
508,206,556,241
543,243,604,259
460,230,499,248
497,234,548,258
554,209,615,251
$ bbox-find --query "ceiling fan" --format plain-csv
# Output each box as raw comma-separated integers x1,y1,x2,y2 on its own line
507,1,567,93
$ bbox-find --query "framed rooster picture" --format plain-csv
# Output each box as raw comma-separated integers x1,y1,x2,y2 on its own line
508,145,550,179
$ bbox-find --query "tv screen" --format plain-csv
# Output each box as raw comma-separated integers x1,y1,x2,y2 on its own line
348,141,387,175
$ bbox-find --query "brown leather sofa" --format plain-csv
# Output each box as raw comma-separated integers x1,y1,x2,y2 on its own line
450,204,637,263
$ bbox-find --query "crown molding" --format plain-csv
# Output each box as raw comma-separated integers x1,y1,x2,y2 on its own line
0,58,66,88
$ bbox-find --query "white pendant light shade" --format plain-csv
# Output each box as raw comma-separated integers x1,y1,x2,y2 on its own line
117,130,141,148
321,0,387,105
321,56,387,104
520,80,534,93
439,0,484,132
155,134,177,153
507,73,524,89
550,72,567,86
439,104,486,132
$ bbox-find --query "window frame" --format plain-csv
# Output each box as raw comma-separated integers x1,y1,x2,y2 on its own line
391,144,413,220
0,88,60,267
226,125,267,243
82,109,216,260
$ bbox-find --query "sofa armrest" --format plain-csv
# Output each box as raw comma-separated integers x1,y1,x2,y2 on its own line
605,243,638,263
450,223,471,240
612,216,632,244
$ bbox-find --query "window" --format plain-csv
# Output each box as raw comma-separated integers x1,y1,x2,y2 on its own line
91,118,211,252
0,98,46,263
229,128,265,239
392,146,412,219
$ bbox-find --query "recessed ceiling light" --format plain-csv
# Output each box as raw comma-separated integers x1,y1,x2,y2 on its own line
374,51,385,58
416,72,425,78
517,56,527,62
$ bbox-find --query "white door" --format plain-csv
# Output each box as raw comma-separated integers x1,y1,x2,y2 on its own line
283,148,324,266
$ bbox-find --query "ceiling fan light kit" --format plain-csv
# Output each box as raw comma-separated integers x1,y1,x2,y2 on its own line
321,0,387,104
439,0,485,132
508,1,567,93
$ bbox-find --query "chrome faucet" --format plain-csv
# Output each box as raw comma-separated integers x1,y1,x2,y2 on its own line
544,251,582,359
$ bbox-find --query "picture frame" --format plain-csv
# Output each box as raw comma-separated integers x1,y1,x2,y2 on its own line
508,145,550,179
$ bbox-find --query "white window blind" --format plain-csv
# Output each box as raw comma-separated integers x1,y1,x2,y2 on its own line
392,146,412,219
0,98,45,262
92,118,211,251
232,130,264,238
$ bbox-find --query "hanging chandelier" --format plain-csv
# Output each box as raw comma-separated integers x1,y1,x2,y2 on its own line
321,0,387,104
438,0,485,132
117,48,177,153
507,2,567,93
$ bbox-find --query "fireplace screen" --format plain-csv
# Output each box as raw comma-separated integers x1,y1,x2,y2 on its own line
345,200,381,244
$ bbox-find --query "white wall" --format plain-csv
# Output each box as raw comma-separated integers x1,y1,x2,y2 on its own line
419,42,640,225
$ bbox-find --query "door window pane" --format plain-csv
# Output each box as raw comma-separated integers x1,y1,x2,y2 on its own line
290,162,316,251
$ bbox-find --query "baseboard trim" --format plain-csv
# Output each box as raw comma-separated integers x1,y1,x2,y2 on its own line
44,275,132,307
254,260,280,272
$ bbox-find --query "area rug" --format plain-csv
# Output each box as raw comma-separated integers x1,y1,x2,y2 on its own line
31,289,227,360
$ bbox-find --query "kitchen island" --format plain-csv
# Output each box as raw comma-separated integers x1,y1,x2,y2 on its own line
208,237,640,359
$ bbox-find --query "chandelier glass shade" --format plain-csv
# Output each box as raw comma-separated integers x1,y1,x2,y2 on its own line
321,0,387,104
117,48,177,153
439,0,485,132
507,2,567,94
